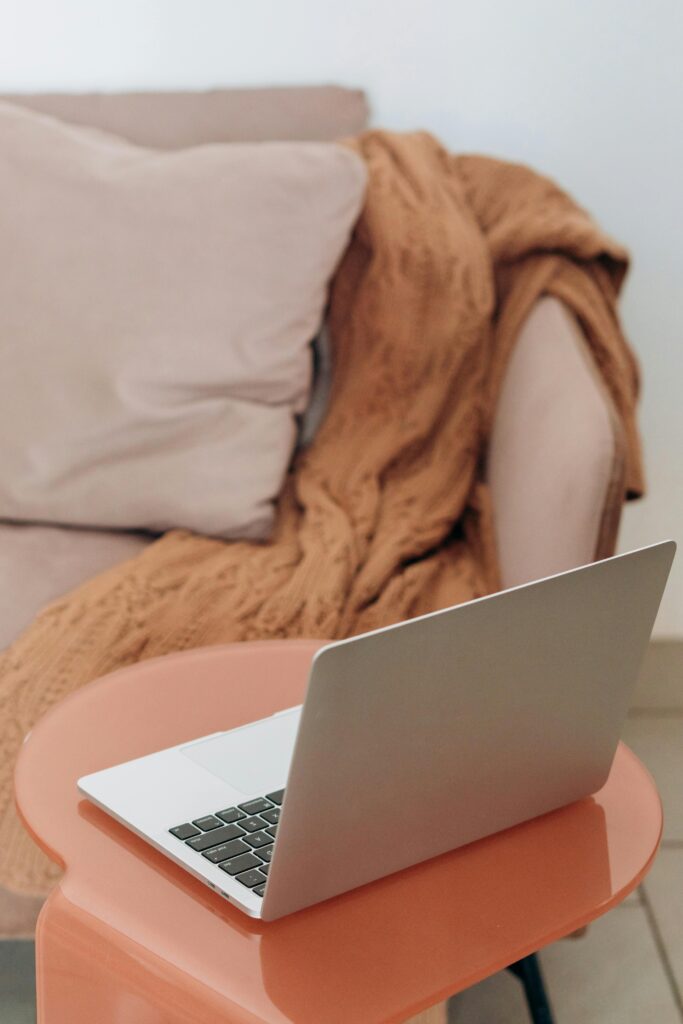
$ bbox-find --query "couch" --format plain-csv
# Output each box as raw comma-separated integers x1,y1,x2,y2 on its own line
0,85,626,945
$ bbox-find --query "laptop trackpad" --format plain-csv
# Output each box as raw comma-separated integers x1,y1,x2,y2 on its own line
179,706,301,796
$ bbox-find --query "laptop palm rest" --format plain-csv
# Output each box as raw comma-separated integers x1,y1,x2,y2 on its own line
180,706,301,795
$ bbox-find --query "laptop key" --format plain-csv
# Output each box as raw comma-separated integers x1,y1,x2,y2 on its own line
238,798,272,815
215,807,245,824
169,823,201,840
219,853,262,876
240,815,268,833
235,868,266,889
260,808,280,825
254,884,267,897
186,823,245,851
265,789,285,806
255,845,274,862
265,825,278,838
257,864,269,877
192,815,224,831
202,839,250,863
244,830,272,849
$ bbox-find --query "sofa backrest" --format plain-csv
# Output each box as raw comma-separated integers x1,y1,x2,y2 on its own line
0,85,369,147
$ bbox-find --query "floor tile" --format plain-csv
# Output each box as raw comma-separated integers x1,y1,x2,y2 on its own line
448,969,528,1023
631,642,683,710
450,905,681,1024
540,904,681,1023
406,1004,447,1024
0,994,36,1024
621,886,642,906
622,715,683,841
642,847,683,1001
0,940,36,1024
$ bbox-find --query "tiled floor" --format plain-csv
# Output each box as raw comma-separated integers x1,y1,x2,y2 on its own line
2,642,681,1024
0,941,35,1024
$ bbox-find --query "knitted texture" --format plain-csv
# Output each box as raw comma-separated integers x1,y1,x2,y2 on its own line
0,131,643,894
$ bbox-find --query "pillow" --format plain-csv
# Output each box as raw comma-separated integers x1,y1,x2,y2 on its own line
0,101,366,539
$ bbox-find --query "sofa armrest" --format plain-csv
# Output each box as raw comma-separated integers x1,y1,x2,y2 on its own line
486,296,627,590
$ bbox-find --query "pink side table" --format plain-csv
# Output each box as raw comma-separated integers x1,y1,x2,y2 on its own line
15,640,663,1023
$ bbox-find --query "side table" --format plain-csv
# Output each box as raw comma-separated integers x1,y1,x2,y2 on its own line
15,640,663,1023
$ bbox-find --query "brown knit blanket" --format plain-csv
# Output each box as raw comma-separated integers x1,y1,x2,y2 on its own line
0,131,643,895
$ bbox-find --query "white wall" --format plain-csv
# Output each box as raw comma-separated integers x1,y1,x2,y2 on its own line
2,0,682,633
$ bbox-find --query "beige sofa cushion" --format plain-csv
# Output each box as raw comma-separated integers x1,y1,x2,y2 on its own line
0,100,366,538
0,522,150,652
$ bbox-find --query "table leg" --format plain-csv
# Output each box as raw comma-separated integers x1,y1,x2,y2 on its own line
35,887,243,1023
507,953,555,1024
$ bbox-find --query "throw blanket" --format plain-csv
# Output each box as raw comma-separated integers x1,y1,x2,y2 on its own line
0,132,644,895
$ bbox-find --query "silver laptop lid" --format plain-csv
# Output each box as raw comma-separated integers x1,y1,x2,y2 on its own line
262,541,675,919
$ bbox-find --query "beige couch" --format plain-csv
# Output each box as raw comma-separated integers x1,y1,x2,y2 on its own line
0,85,626,936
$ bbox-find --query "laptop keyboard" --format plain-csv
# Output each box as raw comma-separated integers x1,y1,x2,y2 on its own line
168,789,284,898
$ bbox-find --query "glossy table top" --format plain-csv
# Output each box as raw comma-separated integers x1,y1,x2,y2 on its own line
15,641,663,1023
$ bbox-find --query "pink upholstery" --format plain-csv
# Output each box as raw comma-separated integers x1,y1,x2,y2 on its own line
0,87,623,647
0,297,625,649
1,85,369,148
0,102,366,539
0,84,370,658
0,89,624,972
0,297,624,653
0,523,150,652
486,296,625,588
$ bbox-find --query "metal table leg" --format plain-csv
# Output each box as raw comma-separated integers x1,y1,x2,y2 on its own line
507,953,556,1024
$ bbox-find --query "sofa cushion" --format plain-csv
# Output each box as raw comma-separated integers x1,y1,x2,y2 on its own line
1,87,365,457
0,100,366,538
0,522,150,652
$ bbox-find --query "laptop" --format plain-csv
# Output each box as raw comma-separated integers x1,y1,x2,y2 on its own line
78,541,675,921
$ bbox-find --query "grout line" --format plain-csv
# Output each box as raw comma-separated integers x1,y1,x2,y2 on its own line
640,884,683,1020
